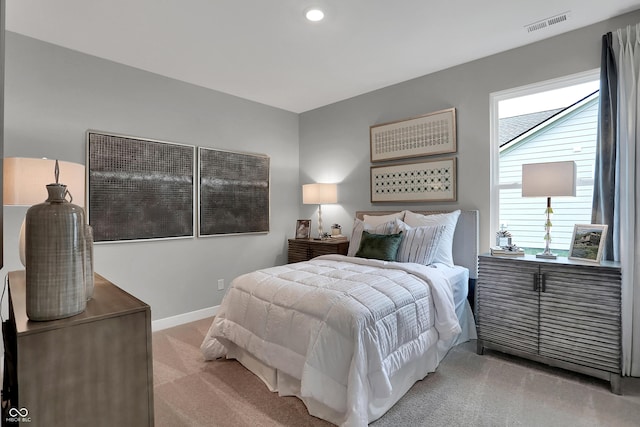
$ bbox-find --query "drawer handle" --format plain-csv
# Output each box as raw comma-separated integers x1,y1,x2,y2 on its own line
532,273,547,292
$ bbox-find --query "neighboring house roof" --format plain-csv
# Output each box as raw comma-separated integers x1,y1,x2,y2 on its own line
499,108,564,145
499,90,599,150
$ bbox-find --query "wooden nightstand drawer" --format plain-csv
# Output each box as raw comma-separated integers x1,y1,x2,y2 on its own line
287,238,349,263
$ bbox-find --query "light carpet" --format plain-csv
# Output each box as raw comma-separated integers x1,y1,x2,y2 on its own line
153,317,640,426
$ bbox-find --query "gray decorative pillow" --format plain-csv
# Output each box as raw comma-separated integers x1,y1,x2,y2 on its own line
362,211,404,226
403,210,461,267
395,221,446,265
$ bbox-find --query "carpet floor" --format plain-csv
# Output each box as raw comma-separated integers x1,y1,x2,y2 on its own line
153,317,640,426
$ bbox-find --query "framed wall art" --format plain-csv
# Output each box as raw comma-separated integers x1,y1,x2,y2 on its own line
370,157,456,203
198,147,270,236
370,108,456,162
568,224,608,263
87,130,196,243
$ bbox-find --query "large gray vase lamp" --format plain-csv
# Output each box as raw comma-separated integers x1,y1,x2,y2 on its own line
24,160,87,321
522,161,576,259
3,157,94,305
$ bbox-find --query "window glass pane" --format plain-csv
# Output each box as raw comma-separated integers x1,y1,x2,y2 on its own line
496,79,598,254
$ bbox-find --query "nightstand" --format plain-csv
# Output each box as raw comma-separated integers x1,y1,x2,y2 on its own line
287,238,349,263
476,254,622,393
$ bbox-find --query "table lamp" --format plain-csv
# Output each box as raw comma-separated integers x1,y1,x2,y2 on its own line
302,183,337,239
3,157,86,266
522,161,576,259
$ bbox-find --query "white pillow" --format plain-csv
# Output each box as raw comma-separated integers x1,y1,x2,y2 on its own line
395,221,446,265
403,210,461,267
347,218,398,257
362,211,404,226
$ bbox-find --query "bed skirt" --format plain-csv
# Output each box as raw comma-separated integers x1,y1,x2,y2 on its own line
224,300,477,425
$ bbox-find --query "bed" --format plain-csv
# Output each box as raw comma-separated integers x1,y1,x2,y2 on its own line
201,210,479,426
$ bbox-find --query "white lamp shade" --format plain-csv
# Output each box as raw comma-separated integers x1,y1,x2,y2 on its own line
302,183,337,204
4,158,86,267
522,161,576,198
3,157,86,207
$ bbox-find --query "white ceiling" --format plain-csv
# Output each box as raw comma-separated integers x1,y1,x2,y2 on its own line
5,0,640,113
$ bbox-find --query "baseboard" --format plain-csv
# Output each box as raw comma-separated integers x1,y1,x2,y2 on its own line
152,305,219,332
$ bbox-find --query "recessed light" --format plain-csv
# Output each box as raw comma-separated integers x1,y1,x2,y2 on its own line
305,8,325,22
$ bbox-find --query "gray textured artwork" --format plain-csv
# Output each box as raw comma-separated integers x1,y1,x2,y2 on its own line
199,148,270,235
88,131,195,242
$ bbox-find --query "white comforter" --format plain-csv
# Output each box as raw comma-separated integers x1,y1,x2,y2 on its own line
201,254,461,426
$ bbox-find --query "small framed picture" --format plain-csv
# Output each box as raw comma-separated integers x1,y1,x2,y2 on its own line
295,219,311,239
569,224,608,263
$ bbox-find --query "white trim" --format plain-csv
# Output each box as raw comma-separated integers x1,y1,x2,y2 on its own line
152,305,218,332
489,90,501,252
491,68,600,103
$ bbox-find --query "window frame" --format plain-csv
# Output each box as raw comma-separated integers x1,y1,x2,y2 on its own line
489,69,600,246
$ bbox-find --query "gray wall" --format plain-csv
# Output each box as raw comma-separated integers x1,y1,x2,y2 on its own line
3,32,300,320
4,9,640,322
299,9,640,254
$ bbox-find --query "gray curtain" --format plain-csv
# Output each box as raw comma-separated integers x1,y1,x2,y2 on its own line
591,32,618,262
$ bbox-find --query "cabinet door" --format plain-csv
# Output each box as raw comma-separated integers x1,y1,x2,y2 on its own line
477,257,539,354
539,263,621,372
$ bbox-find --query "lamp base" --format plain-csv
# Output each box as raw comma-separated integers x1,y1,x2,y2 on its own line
536,251,557,259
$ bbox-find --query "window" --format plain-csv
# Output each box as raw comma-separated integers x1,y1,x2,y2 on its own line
490,70,600,254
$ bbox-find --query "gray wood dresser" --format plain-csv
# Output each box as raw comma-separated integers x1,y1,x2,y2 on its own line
2,271,154,426
476,254,622,393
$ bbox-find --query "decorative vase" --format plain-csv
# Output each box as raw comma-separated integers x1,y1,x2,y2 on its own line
25,180,87,321
84,224,95,301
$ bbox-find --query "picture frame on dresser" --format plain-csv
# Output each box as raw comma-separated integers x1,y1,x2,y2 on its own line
295,219,311,239
568,224,608,263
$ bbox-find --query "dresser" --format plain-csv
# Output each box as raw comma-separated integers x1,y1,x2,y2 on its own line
2,271,154,426
287,238,349,263
476,254,622,393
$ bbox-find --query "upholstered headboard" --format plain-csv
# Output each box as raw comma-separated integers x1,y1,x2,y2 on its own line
355,210,479,279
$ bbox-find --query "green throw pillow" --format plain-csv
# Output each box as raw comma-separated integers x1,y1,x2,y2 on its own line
355,231,404,261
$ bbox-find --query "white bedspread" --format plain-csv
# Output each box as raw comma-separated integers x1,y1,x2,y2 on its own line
201,254,461,426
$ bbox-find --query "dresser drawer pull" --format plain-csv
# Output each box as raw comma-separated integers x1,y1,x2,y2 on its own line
532,273,547,292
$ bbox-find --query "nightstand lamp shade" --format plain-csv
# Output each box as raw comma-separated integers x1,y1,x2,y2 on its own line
522,161,576,198
3,158,86,266
4,157,86,207
522,161,576,259
302,183,337,239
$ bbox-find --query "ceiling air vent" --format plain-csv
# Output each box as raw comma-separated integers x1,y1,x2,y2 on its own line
525,11,570,33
